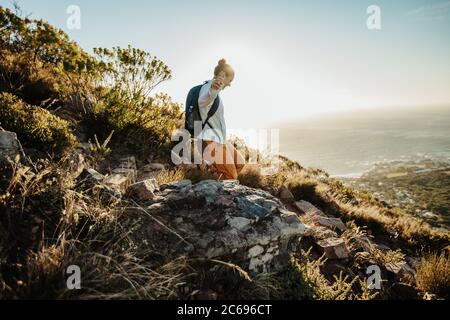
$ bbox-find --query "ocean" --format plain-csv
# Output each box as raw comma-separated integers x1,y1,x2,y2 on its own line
277,106,450,177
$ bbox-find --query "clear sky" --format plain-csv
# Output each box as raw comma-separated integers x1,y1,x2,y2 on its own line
2,0,450,128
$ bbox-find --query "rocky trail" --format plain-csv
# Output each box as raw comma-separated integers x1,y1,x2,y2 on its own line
0,130,439,299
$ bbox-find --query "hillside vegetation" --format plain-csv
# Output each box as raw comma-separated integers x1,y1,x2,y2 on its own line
0,7,448,300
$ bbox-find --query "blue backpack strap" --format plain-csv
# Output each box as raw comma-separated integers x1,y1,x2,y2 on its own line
188,81,222,141
202,95,220,130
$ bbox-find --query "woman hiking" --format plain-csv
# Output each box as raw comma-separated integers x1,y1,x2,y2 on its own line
197,58,245,180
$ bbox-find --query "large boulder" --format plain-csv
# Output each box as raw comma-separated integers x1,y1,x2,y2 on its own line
132,179,310,274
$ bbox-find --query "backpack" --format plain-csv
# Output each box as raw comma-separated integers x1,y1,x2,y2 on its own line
185,81,221,138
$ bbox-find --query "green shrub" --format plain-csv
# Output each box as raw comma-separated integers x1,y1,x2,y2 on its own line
0,92,77,156
82,46,183,161
280,251,377,300
0,7,96,110
88,91,183,161
0,6,92,68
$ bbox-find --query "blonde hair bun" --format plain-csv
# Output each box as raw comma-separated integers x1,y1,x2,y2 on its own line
214,58,234,77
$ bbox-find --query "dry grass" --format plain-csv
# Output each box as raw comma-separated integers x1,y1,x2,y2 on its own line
416,252,450,299
0,158,193,299
238,164,264,188
336,199,449,249
155,167,186,185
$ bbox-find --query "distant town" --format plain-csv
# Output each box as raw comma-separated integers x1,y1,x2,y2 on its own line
340,157,450,231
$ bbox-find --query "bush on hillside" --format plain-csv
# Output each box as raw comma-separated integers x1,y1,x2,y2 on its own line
0,6,96,109
416,252,450,299
83,46,183,161
0,92,77,156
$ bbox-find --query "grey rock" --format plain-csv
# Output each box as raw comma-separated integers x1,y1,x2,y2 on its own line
310,226,338,241
103,173,131,191
142,163,166,171
278,185,294,200
67,152,85,178
317,237,349,259
227,216,252,231
160,179,192,190
295,200,325,215
134,179,310,274
91,184,122,205
308,214,347,232
112,167,136,180
76,168,105,189
127,178,159,201
192,179,222,203
0,131,20,159
235,196,271,220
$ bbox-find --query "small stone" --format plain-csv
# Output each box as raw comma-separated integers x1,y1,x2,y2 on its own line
317,237,349,259
67,152,85,178
0,131,20,158
375,243,391,251
384,261,405,275
227,216,252,231
222,180,240,189
309,214,347,232
76,168,105,189
112,167,136,180
104,173,130,191
279,210,301,225
260,253,274,263
310,226,338,240
278,185,294,200
248,245,264,258
142,163,166,171
127,178,158,201
174,217,184,224
295,200,325,215
423,293,443,300
118,156,137,170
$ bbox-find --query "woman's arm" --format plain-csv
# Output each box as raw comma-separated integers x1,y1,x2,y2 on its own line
199,71,225,108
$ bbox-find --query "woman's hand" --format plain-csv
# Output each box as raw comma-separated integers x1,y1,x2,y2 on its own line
212,71,226,90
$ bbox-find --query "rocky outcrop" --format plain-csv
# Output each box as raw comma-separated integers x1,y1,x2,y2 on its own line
133,179,310,274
